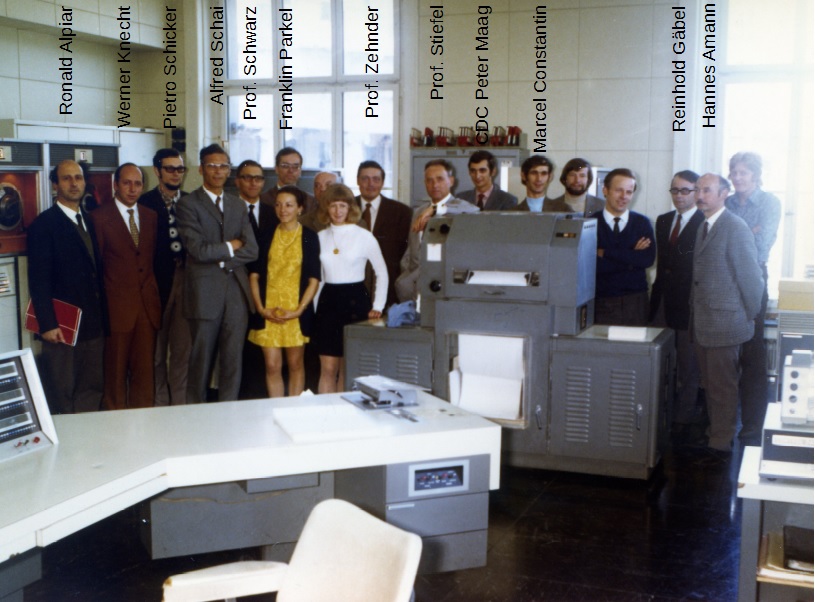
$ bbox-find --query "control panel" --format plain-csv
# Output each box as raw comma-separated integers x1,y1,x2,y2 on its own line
408,459,469,497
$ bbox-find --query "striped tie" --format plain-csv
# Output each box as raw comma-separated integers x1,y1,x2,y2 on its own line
128,208,139,247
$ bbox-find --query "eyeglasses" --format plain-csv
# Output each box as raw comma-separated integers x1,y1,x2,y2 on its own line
238,175,265,183
278,162,301,171
161,165,187,174
204,163,231,171
669,188,695,195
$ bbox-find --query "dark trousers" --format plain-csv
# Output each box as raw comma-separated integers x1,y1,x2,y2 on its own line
39,336,104,414
594,291,649,327
738,264,769,439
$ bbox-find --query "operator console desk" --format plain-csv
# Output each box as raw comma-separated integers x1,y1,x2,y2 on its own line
0,392,501,600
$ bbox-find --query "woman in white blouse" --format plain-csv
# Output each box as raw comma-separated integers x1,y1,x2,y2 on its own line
314,184,388,393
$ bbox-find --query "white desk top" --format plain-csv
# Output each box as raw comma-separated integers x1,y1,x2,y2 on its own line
737,446,814,505
0,393,501,563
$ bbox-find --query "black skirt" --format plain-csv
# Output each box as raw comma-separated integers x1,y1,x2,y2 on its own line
314,282,371,357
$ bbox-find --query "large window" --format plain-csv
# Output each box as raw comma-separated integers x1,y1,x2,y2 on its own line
720,0,813,293
225,0,398,194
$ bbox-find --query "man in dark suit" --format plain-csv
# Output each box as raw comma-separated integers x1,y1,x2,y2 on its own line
592,168,655,326
355,160,412,307
457,150,517,211
27,160,107,414
515,155,554,212
544,157,605,216
259,147,317,214
691,173,764,457
649,170,705,436
91,164,161,410
176,144,258,403
138,148,190,406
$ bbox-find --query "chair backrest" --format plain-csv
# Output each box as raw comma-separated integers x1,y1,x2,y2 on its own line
279,498,422,602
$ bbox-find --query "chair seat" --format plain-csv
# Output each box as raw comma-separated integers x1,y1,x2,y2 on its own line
163,561,288,602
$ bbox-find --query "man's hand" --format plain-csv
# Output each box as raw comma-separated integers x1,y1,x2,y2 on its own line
633,237,651,251
229,238,244,251
41,328,66,344
411,205,436,233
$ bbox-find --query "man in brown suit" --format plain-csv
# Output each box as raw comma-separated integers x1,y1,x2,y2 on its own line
91,163,161,409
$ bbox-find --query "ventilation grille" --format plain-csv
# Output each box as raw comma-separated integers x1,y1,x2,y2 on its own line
608,369,636,447
395,354,421,385
357,352,380,377
563,366,591,443
778,310,814,333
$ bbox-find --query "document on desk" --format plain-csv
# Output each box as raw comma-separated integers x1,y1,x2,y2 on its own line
272,404,392,444
451,334,524,420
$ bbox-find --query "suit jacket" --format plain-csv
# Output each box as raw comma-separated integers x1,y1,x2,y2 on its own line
515,198,547,212
176,187,258,319
690,209,764,347
458,187,517,211
247,226,321,336
544,194,605,216
649,208,704,329
355,195,412,306
138,187,188,310
27,204,107,341
90,203,161,333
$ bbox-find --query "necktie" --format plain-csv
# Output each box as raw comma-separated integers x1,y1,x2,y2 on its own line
362,202,372,231
702,221,709,241
613,217,621,234
477,193,485,210
669,215,682,246
128,208,139,247
75,213,85,231
248,204,258,234
215,195,222,214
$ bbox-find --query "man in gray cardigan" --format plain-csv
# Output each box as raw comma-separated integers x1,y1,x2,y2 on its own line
690,173,763,457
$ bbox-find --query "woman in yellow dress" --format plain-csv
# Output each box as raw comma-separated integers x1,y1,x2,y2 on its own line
247,186,320,397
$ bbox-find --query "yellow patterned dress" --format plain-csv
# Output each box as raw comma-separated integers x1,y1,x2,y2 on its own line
248,226,308,348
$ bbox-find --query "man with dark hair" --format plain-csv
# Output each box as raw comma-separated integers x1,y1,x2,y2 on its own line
545,157,605,215
259,146,317,214
28,160,107,414
91,163,161,409
395,159,479,302
592,168,655,326
516,155,554,212
725,152,781,445
691,173,764,457
139,148,190,406
650,170,705,439
457,150,517,211
355,160,412,306
177,144,258,403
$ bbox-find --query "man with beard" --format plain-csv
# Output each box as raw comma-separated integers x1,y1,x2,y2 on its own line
544,158,605,216
139,148,191,406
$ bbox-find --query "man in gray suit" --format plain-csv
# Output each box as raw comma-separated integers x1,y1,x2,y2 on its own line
395,159,479,302
457,150,517,211
544,157,605,216
176,144,258,403
515,155,555,212
690,173,763,457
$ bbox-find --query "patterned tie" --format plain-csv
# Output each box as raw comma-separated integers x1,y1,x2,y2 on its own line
702,221,709,241
128,208,139,247
669,214,682,246
613,217,621,234
477,193,485,210
362,202,372,231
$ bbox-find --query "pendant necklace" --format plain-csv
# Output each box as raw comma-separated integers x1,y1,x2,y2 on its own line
330,225,343,254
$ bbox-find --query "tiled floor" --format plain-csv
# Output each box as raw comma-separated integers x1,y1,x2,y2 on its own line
23,441,745,602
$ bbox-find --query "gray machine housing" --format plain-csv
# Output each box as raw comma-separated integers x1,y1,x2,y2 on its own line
345,213,674,479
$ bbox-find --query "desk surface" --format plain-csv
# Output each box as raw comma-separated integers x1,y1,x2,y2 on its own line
0,393,501,563
737,446,814,505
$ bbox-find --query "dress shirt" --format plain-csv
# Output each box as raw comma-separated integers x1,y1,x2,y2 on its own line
704,206,726,230
431,193,453,215
114,198,139,230
475,186,493,209
603,209,630,232
56,200,83,224
360,195,381,230
725,188,781,264
524,197,545,212
672,207,699,237
201,186,234,259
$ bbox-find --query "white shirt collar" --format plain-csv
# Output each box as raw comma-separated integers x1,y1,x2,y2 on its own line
603,208,629,230
115,197,139,227
705,206,727,228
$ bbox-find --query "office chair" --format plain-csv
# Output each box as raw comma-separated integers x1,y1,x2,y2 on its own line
162,498,423,602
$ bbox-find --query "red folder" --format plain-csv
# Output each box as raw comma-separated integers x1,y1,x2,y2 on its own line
24,299,83,346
